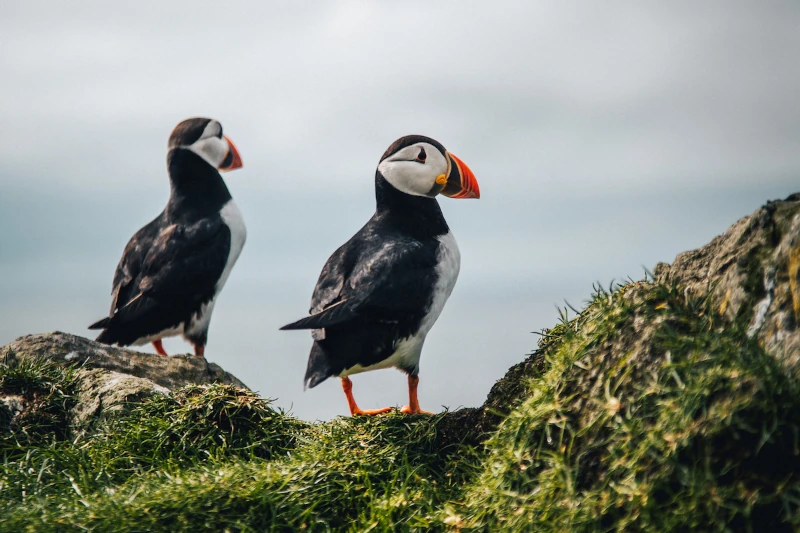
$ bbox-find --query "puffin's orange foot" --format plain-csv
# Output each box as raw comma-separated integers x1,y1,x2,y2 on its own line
152,340,168,357
352,406,393,416
341,376,392,417
400,405,433,415
194,344,205,358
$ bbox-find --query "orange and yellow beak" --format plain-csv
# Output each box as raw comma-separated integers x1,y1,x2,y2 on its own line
441,152,480,199
218,135,243,172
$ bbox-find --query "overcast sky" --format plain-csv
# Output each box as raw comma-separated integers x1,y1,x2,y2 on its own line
1,1,799,420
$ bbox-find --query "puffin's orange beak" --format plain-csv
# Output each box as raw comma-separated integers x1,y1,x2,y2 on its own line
218,135,243,172
441,152,480,199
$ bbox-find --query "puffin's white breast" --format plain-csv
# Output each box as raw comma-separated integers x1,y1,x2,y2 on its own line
418,231,461,338
217,199,247,291
186,199,246,336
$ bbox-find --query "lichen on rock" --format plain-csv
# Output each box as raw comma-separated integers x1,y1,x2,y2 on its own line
655,193,800,374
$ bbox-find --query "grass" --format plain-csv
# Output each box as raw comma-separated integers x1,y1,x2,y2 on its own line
1,279,799,531
0,363,476,532
455,281,800,532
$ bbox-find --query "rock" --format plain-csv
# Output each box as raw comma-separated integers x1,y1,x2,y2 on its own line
0,332,247,390
70,369,170,436
0,394,25,430
655,193,800,375
0,332,250,438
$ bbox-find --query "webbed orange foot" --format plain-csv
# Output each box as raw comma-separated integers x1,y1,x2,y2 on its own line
341,377,392,417
400,404,433,415
352,406,394,416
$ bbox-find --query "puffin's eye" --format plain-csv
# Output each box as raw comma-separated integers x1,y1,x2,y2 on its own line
217,125,224,139
416,147,426,163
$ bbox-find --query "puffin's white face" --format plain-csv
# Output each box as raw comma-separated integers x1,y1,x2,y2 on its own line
378,142,450,198
185,120,234,169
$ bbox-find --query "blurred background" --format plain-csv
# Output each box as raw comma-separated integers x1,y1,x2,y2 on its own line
1,1,798,420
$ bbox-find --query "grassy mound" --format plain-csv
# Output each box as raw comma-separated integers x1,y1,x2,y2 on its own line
0,361,476,532
456,282,800,532
2,280,799,531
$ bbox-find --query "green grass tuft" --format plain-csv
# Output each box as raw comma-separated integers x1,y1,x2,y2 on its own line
99,383,308,462
0,358,78,448
1,410,478,532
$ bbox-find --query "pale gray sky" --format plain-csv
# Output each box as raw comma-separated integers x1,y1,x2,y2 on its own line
1,1,799,420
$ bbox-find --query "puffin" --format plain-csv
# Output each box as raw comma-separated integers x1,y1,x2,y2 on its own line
281,135,479,415
89,117,246,358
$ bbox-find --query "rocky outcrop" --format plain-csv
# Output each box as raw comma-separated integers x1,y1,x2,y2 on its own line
0,332,247,390
654,193,800,375
0,331,248,437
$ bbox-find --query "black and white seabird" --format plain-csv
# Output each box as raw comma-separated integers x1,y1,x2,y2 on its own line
89,117,246,358
281,135,480,415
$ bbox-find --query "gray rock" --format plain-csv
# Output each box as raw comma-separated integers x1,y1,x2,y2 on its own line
70,369,170,437
655,193,800,375
0,332,249,437
0,332,248,390
0,394,26,430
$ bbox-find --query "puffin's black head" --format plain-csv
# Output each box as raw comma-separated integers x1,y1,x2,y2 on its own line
168,117,243,173
377,135,479,199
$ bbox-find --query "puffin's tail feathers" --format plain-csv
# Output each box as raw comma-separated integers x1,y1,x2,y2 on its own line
280,300,357,331
88,317,118,345
304,343,333,390
88,316,111,330
94,329,117,346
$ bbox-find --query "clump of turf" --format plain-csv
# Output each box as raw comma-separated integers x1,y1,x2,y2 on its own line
0,383,309,509
0,359,478,532
2,411,478,533
454,281,800,531
97,383,307,462
0,358,78,448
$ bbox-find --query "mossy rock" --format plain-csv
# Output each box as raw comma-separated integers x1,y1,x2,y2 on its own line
655,193,800,375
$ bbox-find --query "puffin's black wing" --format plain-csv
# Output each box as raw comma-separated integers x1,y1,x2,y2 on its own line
281,236,438,331
280,239,358,330
90,215,165,327
90,217,231,345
